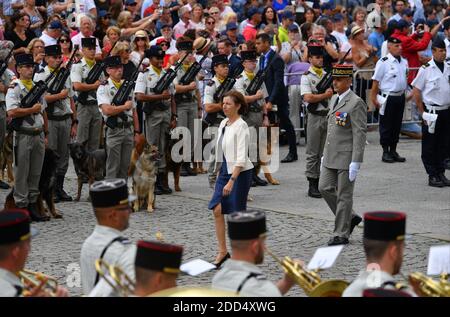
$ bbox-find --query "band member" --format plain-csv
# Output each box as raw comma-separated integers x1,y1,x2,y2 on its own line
6,53,48,222
135,45,176,195
97,56,139,179
301,41,333,198
71,37,103,152
371,37,408,163
234,49,270,187
343,211,417,297
411,38,450,188
80,179,136,295
318,64,366,246
212,210,297,296
35,44,76,203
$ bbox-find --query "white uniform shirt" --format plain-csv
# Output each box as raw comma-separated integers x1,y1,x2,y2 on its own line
372,53,408,92
70,58,103,102
300,67,329,111
203,76,222,105
80,225,136,295
234,71,268,109
212,259,281,297
0,268,23,297
411,59,450,107
97,78,136,122
173,65,200,101
0,69,16,103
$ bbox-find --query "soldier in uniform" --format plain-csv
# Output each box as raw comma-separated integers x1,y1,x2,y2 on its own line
173,37,200,177
71,37,103,152
97,56,139,180
135,45,176,195
35,44,76,203
6,53,48,222
234,50,270,187
318,64,366,246
342,211,417,297
212,210,297,296
371,37,408,163
133,240,183,296
80,179,137,295
301,41,333,198
411,38,450,188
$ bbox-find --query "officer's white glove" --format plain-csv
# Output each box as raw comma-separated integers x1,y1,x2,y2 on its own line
349,162,361,182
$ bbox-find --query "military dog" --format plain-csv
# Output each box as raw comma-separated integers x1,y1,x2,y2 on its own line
0,129,14,184
69,141,106,201
132,143,159,212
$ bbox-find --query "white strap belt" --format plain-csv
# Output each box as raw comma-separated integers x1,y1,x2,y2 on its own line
425,104,450,111
380,90,405,97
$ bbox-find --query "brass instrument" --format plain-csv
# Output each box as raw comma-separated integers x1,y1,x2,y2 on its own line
409,272,450,297
94,259,135,297
265,247,349,297
19,269,58,297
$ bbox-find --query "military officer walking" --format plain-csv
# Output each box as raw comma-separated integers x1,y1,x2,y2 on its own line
80,179,136,295
343,211,417,297
301,42,333,198
371,37,408,163
35,44,76,203
6,54,48,222
318,64,366,246
411,38,450,188
135,45,176,195
71,37,103,152
97,56,139,180
212,210,297,296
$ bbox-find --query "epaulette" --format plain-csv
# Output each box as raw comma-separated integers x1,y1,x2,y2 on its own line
303,70,310,75
36,68,45,73
422,63,430,68
254,274,267,281
236,74,243,79
381,57,388,62
8,81,18,89
100,79,108,85
140,67,149,73
206,79,214,86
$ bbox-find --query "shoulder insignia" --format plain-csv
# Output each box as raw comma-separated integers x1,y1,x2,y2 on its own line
141,68,149,73
236,74,243,79
100,80,108,85
255,274,267,281
206,79,214,86
422,63,430,69
36,68,45,73
381,57,388,62
8,82,18,89
119,238,131,245
303,70,310,75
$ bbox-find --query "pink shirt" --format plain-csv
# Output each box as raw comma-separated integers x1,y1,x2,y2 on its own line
242,23,257,42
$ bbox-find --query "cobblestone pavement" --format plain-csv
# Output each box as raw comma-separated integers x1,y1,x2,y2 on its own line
0,131,448,297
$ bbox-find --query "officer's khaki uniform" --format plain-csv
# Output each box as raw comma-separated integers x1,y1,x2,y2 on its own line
34,66,73,177
318,90,367,238
212,259,282,296
342,270,417,297
135,66,175,172
71,58,103,152
301,67,329,179
80,225,136,295
97,78,135,179
0,268,24,297
0,69,15,154
5,79,46,208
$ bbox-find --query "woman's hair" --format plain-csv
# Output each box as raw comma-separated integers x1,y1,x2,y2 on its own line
57,33,73,52
222,12,237,25
112,41,130,56
191,3,204,19
300,22,313,42
352,6,367,23
223,90,248,115
117,11,132,29
131,33,150,51
26,38,44,54
262,6,278,25
10,11,30,30
109,1,123,21
106,26,121,38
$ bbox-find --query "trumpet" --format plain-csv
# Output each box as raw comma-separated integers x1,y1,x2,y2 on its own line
409,272,450,297
95,259,135,297
265,247,349,297
19,269,58,297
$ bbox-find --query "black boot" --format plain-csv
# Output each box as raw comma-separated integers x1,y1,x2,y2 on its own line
390,144,406,162
429,175,445,187
55,175,72,202
158,172,172,194
382,145,395,163
307,177,322,198
154,173,164,195
27,203,48,222
184,162,197,176
439,173,450,186
253,167,268,186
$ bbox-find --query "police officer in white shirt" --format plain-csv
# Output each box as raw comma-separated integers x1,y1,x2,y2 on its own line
411,38,450,188
80,179,136,295
371,37,408,163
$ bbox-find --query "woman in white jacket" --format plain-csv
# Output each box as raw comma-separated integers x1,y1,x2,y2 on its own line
208,90,254,268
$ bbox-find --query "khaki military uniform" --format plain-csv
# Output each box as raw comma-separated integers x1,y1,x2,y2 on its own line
5,79,46,208
34,66,73,177
97,78,135,179
135,66,175,172
212,259,282,297
0,69,15,154
301,67,329,179
0,268,24,297
71,58,103,152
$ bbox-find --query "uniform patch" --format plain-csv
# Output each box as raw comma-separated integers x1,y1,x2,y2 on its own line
206,79,214,86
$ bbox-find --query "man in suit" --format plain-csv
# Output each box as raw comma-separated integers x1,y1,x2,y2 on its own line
217,38,242,77
318,64,367,246
255,33,298,163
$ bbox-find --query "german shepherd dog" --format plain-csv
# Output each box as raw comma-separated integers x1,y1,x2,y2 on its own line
69,141,106,201
164,132,182,192
0,129,14,184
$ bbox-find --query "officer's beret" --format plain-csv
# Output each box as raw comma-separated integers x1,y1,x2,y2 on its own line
387,37,401,44
212,54,229,68
364,211,406,241
431,37,446,49
81,37,97,48
89,179,136,208
135,240,183,274
240,50,257,61
331,64,353,77
0,209,38,245
176,39,193,52
44,44,62,56
227,210,267,240
307,41,324,56
363,288,412,297
104,55,122,68
14,53,35,67
146,45,165,58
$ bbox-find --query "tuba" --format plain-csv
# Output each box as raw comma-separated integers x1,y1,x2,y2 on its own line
265,247,349,297
409,272,450,297
19,269,58,297
95,259,135,297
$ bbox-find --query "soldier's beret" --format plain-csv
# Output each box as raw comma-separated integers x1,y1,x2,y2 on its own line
227,210,267,240
212,54,229,68
81,37,97,48
364,211,406,241
135,240,183,274
0,209,38,245
146,45,165,58
431,37,446,49
104,55,122,68
89,179,136,208
331,64,353,77
307,40,324,56
176,39,193,52
240,50,257,61
14,54,35,67
44,44,62,56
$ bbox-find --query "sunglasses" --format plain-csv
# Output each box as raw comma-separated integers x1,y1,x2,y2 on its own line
59,39,69,43
135,37,146,42
160,43,169,47
206,21,215,25
210,11,220,15
127,3,137,6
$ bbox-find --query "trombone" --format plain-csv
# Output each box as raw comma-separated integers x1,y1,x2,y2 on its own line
19,269,58,297
408,272,450,297
265,247,349,297
95,259,135,297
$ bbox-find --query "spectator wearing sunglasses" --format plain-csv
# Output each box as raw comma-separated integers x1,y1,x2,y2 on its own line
150,24,178,55
157,38,171,68
131,30,150,68
58,34,74,63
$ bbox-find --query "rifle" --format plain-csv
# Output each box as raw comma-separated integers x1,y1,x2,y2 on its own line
105,55,146,129
10,63,62,131
152,53,189,94
179,45,213,85
315,48,352,94
245,53,276,96
0,47,14,78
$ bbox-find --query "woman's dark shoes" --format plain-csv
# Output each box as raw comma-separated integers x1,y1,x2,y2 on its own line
350,215,362,234
281,153,298,163
213,252,230,269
